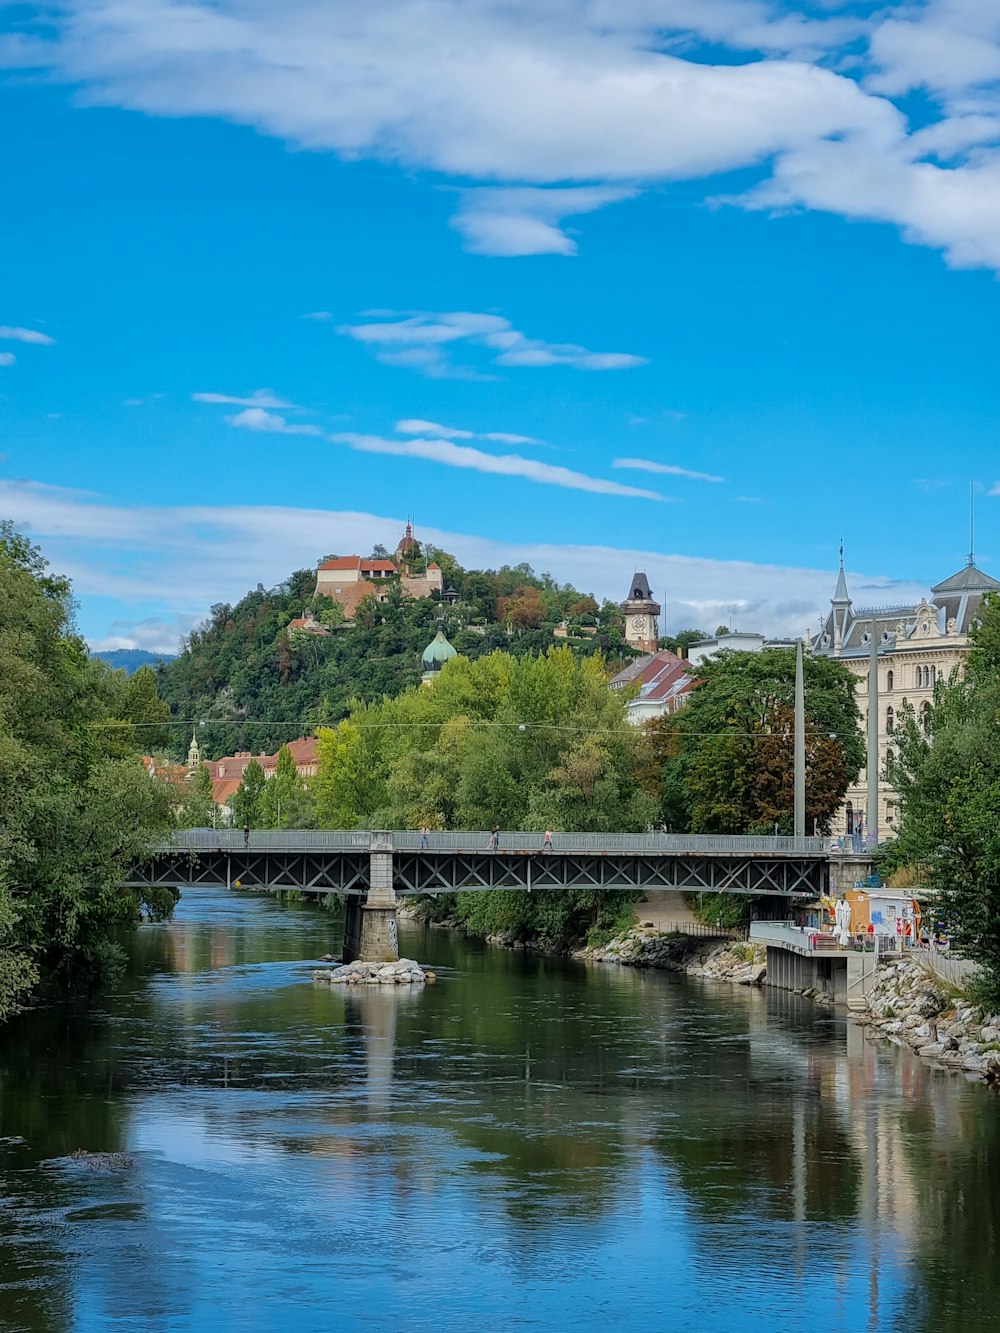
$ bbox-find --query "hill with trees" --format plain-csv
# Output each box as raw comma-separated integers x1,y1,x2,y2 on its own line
155,550,633,759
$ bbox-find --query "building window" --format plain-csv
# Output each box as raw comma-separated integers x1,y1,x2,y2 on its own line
886,669,894,692
886,706,894,734
846,801,854,835
930,665,936,687
921,702,931,735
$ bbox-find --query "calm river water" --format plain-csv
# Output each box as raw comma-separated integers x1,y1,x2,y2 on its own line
1,889,999,1333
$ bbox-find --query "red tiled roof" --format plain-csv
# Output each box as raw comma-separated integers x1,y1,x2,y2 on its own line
360,559,397,573
318,556,362,571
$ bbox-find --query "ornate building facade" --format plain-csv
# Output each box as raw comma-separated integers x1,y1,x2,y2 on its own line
812,550,1000,841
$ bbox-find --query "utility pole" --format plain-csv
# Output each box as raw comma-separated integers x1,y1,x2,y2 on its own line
867,624,879,850
794,640,805,838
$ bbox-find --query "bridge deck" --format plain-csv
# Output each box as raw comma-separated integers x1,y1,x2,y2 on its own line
127,830,828,898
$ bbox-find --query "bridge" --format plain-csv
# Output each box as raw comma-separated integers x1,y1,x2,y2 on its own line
129,830,829,963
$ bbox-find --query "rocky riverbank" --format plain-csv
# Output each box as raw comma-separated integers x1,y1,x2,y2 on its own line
575,927,768,987
858,954,1000,1083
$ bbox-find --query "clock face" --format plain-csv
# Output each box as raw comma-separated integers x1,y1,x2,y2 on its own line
632,615,648,635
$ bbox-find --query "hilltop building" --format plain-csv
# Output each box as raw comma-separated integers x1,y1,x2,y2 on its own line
620,572,661,653
314,523,444,620
421,627,458,684
812,547,1000,838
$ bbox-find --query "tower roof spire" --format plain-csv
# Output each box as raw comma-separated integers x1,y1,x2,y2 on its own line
832,539,851,605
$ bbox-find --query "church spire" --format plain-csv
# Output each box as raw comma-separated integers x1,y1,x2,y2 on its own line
832,539,850,606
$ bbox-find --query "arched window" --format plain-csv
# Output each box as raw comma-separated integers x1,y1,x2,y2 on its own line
886,706,895,734
886,669,894,692
930,665,936,687
846,801,854,836
921,701,931,735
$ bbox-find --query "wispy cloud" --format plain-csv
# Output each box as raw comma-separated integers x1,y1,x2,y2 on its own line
0,352,15,368
0,325,54,346
451,185,637,256
227,408,323,436
338,310,647,378
333,432,663,500
193,389,295,409
302,311,334,321
613,457,724,483
915,478,951,492
396,418,543,446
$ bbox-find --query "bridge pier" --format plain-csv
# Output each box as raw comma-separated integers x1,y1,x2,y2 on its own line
344,832,399,963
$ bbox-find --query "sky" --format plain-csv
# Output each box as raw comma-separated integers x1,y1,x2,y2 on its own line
2,0,1000,652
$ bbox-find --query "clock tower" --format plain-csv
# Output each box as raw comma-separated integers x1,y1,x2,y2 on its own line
620,572,661,653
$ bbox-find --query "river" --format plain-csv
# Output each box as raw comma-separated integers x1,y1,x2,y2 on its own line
1,888,998,1332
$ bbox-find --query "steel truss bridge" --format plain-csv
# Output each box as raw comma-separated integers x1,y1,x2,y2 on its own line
126,830,829,898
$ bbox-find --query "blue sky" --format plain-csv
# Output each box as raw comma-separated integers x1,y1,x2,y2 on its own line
2,0,1000,651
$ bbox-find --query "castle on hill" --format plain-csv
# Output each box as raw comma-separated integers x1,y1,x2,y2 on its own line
314,523,449,620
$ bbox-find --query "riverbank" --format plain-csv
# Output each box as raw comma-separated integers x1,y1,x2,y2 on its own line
857,953,1000,1084
575,926,768,987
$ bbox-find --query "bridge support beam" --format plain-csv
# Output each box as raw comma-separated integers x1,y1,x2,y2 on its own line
344,832,399,963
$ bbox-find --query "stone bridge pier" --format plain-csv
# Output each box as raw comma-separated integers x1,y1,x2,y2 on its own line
343,832,399,963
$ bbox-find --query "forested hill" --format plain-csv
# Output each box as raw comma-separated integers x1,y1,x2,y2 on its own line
92,648,175,674
155,557,632,760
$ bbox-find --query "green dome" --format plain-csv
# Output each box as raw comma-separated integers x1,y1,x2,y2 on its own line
422,628,457,669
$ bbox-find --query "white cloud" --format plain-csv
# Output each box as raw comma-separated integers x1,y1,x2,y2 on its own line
332,432,664,500
0,325,54,345
226,407,322,436
3,477,944,651
193,388,294,408
0,352,15,367
339,310,647,377
396,418,543,446
451,185,637,256
613,457,724,483
396,418,474,440
91,614,201,655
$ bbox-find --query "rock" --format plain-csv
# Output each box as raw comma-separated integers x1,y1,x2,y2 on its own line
918,1042,945,1058
963,1054,988,1073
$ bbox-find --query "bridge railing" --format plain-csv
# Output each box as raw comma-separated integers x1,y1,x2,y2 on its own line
162,829,825,855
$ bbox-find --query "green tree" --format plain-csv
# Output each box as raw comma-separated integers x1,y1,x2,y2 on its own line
260,744,313,828
0,523,174,1021
312,646,654,946
231,759,267,828
889,593,1000,1003
177,763,215,829
649,648,863,835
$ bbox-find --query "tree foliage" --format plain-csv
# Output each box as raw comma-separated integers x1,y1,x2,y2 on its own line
312,646,656,947
645,648,864,835
231,759,267,829
0,523,174,1021
889,593,1000,1004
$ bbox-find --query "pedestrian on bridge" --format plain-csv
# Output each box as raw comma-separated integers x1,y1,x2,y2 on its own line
420,826,430,849
543,830,553,852
243,823,250,849
489,825,500,851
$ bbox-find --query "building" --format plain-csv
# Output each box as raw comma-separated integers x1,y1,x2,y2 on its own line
610,649,697,724
421,627,458,684
314,524,444,620
686,631,799,667
287,608,332,636
812,548,1000,839
620,572,661,653
203,737,320,812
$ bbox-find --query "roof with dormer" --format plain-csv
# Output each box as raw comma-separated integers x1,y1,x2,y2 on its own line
813,553,999,658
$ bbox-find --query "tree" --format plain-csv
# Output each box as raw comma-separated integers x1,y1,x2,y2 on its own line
648,648,863,835
660,628,707,657
177,763,215,829
889,593,1000,1004
260,744,313,828
0,523,174,1021
230,759,267,828
312,646,655,946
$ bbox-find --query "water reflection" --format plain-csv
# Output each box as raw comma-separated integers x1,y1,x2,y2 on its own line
0,890,997,1331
